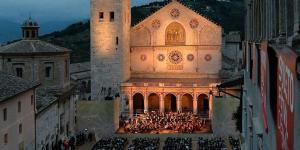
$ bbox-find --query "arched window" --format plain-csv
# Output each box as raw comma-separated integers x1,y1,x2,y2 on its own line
165,22,186,45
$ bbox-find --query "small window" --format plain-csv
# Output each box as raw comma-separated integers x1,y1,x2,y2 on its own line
19,124,22,134
4,133,8,144
99,12,104,21
3,108,7,121
16,68,23,78
45,66,52,78
110,11,115,22
18,101,21,113
116,37,119,45
44,62,54,79
31,95,34,105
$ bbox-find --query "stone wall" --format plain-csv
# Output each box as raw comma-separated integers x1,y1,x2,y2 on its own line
0,54,70,90
91,0,131,100
212,97,240,137
0,90,35,150
36,102,59,150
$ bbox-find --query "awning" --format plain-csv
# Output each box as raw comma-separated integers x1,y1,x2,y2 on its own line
217,76,244,88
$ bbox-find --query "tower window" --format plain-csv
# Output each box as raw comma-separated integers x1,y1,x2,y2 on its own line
26,31,30,38
110,11,115,22
31,30,36,38
16,68,23,78
116,37,119,45
99,12,104,21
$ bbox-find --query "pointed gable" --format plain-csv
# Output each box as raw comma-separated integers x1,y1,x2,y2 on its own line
131,1,222,46
132,1,221,30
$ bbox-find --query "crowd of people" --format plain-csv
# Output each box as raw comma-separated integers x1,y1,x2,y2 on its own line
75,129,94,146
124,112,209,133
92,137,128,150
91,136,240,150
163,137,192,150
198,137,226,150
229,136,241,150
128,138,160,150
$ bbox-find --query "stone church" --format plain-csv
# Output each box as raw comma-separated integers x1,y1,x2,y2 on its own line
91,0,223,117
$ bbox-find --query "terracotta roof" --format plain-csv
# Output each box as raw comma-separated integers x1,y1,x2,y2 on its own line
0,40,71,54
0,72,40,102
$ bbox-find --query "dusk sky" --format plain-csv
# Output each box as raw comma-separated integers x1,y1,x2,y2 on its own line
0,0,163,23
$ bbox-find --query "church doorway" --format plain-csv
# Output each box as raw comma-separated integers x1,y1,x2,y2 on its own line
164,94,177,112
133,93,144,114
148,93,160,112
198,94,209,117
181,94,193,112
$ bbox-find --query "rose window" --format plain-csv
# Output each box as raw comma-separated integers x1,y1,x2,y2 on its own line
168,50,183,64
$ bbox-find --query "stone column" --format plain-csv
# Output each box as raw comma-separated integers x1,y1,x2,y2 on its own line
144,93,148,113
193,94,198,114
129,94,133,117
209,94,213,119
176,94,181,112
159,93,164,113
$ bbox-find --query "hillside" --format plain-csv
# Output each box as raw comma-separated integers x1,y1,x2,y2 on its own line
41,0,245,63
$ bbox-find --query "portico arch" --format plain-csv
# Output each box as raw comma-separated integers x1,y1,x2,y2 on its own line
148,93,159,111
133,93,144,114
164,94,177,112
181,94,193,112
198,94,209,116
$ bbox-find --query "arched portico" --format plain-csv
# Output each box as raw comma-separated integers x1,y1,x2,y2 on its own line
133,93,144,114
198,94,209,117
148,93,160,112
164,94,177,112
181,94,193,112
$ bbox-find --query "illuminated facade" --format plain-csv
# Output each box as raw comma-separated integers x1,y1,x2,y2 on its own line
91,0,223,117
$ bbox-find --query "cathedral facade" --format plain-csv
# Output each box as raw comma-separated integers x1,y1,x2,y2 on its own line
91,0,223,117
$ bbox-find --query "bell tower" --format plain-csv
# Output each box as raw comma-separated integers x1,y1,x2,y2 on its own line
91,0,131,100
22,17,39,40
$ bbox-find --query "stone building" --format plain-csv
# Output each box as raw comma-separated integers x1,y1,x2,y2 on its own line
0,72,39,150
70,62,91,100
0,17,78,150
91,0,226,118
243,0,300,150
223,31,242,72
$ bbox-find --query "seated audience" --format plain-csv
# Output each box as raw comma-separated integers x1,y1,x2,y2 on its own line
128,138,160,150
